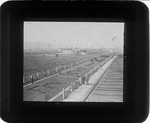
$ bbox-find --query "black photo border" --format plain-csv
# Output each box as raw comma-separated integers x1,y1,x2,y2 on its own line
0,1,149,122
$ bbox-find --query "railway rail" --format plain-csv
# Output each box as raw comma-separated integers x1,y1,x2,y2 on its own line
85,55,123,102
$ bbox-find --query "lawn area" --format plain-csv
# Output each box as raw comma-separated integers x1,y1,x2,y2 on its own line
24,52,113,76
24,75,76,101
23,52,115,101
25,53,93,75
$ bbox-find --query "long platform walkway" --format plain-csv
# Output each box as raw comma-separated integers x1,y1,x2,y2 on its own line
85,56,123,102
63,55,122,102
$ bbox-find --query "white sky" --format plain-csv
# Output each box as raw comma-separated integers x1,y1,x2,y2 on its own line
24,22,124,50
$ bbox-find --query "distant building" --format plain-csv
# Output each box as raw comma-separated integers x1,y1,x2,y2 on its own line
74,47,81,54
80,52,86,55
60,50,74,54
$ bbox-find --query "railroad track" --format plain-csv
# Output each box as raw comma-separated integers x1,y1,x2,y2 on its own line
85,55,123,102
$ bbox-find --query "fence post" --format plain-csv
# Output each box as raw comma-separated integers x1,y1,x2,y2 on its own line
95,67,97,72
85,77,87,85
47,69,49,75
30,74,33,83
28,74,31,81
95,67,96,72
75,80,77,89
37,72,39,79
63,88,65,100
86,75,89,85
70,82,73,92
79,77,82,85
56,67,57,73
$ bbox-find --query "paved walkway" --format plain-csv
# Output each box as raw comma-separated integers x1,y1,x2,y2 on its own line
63,56,116,102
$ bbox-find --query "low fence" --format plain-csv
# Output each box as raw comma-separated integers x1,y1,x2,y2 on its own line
84,56,113,85
48,56,114,101
48,79,82,101
23,58,91,85
23,56,114,86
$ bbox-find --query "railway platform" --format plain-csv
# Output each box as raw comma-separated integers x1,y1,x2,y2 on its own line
85,56,123,102
63,55,123,102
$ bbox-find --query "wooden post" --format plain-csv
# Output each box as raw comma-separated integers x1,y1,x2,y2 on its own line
77,80,79,88
28,74,31,81
58,70,61,75
47,69,49,75
56,67,57,73
94,68,96,73
87,76,89,85
75,80,77,89
70,82,73,92
79,77,82,85
85,79,87,85
95,67,97,72
30,74,33,83
63,88,65,100
37,72,39,78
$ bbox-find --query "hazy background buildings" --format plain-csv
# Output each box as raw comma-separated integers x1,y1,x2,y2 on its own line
24,22,124,53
